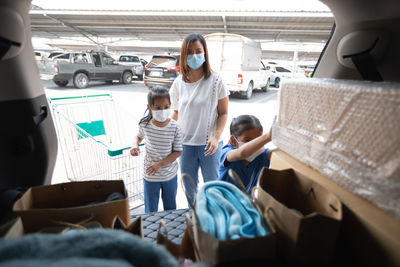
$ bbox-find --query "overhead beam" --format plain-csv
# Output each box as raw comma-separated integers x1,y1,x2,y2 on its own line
39,43,322,62
31,25,331,35
222,16,228,33
34,12,99,45
29,9,333,44
29,9,334,18
30,18,333,28
32,34,328,44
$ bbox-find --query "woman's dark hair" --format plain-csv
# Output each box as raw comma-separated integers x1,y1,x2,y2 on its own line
230,115,263,137
139,86,171,125
179,33,212,82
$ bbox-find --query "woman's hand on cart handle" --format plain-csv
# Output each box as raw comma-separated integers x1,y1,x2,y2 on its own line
130,147,140,156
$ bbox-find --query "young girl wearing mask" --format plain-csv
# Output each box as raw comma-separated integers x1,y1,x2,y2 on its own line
130,87,183,213
218,115,275,193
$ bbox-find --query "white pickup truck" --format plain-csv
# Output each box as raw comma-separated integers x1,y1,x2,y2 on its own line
205,33,270,99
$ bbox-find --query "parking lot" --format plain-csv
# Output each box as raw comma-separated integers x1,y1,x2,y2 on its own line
43,79,278,211
43,79,279,142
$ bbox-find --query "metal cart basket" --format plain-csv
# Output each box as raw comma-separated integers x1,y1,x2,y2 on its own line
49,94,144,209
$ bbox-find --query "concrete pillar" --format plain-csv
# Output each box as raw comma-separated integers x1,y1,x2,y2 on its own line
292,45,299,78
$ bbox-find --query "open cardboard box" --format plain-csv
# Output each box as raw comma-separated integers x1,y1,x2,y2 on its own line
270,150,400,267
12,180,130,233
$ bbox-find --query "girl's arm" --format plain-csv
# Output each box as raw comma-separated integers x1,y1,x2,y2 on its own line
170,79,179,121
145,151,182,176
204,96,229,156
172,110,178,121
226,131,272,162
130,136,142,156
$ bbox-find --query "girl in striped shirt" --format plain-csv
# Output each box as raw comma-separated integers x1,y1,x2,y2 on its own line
130,87,183,213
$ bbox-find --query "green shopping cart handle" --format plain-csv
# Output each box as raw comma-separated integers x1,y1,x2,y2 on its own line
48,94,112,103
107,143,144,157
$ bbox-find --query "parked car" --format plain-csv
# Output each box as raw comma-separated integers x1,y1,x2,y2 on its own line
48,51,64,59
140,58,148,68
118,55,144,80
266,65,305,88
40,51,134,88
304,65,315,77
144,55,180,89
34,51,48,60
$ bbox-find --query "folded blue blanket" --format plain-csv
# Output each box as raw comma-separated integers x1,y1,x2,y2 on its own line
0,229,177,267
195,181,269,240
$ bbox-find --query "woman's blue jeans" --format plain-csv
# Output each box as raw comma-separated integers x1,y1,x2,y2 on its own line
180,141,222,207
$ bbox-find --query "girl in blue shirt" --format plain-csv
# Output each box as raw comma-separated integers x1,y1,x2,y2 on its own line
218,115,275,193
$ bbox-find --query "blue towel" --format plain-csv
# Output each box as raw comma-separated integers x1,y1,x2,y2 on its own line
0,229,177,267
195,180,269,240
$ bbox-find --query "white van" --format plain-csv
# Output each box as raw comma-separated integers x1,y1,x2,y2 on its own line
267,65,307,88
205,33,270,99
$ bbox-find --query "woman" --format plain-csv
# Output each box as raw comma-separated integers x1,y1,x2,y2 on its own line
170,33,229,206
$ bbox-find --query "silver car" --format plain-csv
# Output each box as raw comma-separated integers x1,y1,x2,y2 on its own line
118,55,144,81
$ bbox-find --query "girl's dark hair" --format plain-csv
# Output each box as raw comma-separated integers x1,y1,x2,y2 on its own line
139,86,171,125
230,115,263,137
179,33,212,82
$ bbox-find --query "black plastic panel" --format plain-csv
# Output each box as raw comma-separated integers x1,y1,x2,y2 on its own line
0,94,57,189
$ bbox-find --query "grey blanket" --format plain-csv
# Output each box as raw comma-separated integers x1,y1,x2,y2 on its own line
0,228,178,267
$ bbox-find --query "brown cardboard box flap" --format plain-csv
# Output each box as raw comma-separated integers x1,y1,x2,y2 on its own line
13,180,130,233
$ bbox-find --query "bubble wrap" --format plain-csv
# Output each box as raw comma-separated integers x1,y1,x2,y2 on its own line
273,78,400,220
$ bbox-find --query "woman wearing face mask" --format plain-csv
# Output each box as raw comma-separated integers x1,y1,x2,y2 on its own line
130,87,183,213
170,33,229,206
217,115,276,194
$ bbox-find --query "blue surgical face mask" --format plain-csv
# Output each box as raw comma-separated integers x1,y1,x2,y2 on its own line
187,53,205,70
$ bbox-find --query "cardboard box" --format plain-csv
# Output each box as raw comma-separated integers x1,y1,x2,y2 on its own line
13,180,130,233
1,215,143,239
270,150,400,267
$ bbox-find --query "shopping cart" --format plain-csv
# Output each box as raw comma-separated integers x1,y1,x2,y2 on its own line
48,94,144,209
